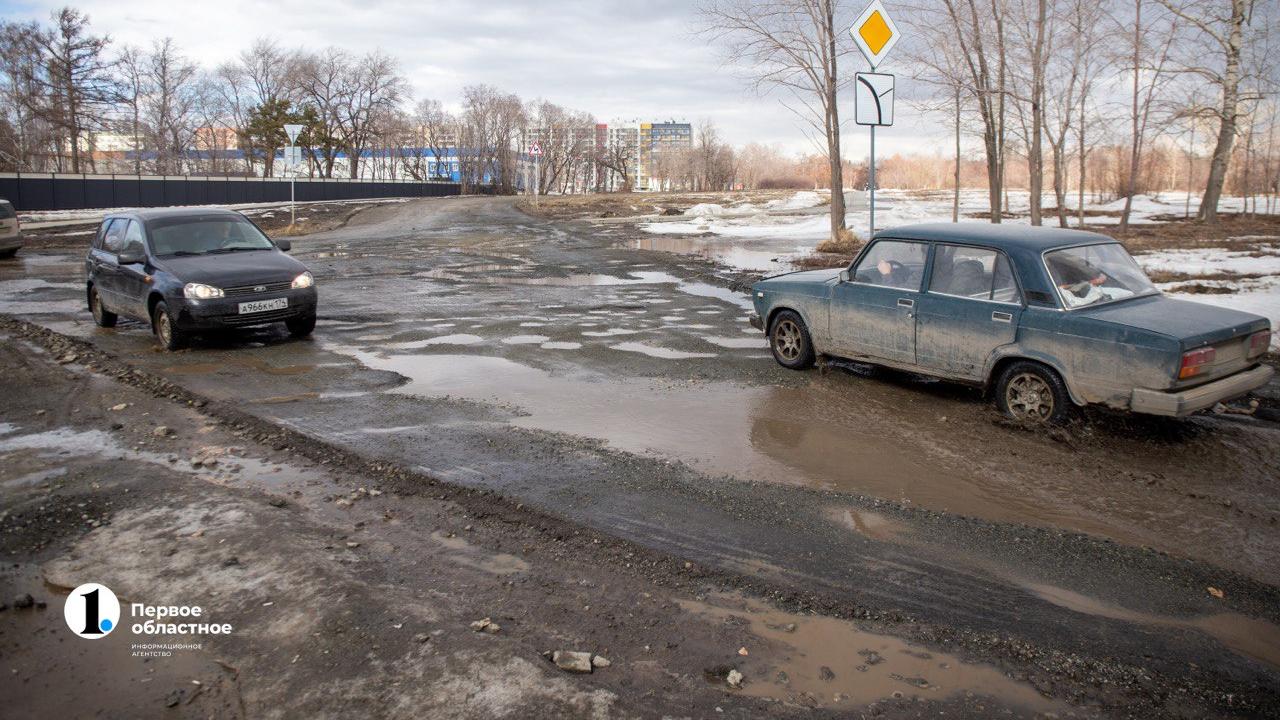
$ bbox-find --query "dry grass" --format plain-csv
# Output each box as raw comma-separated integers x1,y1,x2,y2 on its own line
814,227,862,254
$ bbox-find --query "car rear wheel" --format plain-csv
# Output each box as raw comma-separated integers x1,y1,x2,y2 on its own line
769,310,815,370
286,313,316,338
996,361,1071,425
152,301,186,351
89,286,117,328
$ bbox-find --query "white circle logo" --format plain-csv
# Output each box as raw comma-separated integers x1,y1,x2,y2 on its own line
64,583,121,639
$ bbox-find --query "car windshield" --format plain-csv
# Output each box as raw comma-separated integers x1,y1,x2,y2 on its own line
148,216,275,256
1045,243,1157,309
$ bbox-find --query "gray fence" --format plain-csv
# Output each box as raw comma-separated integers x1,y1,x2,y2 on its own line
0,173,461,212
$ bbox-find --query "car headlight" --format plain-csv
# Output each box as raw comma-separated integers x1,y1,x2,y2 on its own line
291,272,314,289
183,282,224,299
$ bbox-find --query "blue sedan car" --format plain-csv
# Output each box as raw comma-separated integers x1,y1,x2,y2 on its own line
749,223,1273,424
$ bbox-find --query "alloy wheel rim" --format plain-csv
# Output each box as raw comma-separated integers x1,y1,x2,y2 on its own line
774,320,802,361
157,312,171,345
1007,373,1053,421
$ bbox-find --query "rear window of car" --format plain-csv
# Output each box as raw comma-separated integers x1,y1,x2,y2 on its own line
0,201,15,219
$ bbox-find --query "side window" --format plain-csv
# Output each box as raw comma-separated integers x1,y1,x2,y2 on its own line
853,241,928,291
929,244,1021,303
93,219,111,250
991,254,1020,303
122,219,145,250
102,219,127,253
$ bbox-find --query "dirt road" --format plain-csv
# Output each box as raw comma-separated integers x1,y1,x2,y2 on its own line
1,195,1278,717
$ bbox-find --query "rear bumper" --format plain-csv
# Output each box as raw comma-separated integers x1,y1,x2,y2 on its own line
749,312,764,331
174,288,317,330
0,234,21,252
1129,364,1274,417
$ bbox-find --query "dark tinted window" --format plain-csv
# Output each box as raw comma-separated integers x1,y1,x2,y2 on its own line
93,219,111,250
148,215,274,256
0,201,14,219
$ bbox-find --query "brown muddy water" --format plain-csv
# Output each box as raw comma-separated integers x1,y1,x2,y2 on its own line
682,594,1063,712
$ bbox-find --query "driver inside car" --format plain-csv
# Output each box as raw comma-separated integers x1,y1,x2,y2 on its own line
1048,254,1117,307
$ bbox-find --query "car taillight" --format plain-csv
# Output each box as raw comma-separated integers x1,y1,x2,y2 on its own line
1179,347,1216,379
1248,330,1271,358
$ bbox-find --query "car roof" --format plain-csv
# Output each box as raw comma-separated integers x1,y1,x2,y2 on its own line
875,222,1116,251
109,207,247,221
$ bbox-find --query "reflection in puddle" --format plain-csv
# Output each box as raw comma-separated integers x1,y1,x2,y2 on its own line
389,334,484,349
540,341,581,350
610,342,717,360
1024,583,1280,669
581,328,639,337
702,335,767,349
501,335,550,345
681,595,1060,711
830,508,903,542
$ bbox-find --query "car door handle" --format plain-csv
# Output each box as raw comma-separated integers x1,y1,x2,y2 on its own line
897,298,914,308
992,311,1013,323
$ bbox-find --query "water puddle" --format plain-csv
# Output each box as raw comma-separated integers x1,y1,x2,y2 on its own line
540,341,582,350
581,328,640,337
830,508,903,542
389,333,484,349
429,531,531,575
702,335,767,349
681,595,1060,711
610,342,717,360
1024,582,1280,670
501,335,550,345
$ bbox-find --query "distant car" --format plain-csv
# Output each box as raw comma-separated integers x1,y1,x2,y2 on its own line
84,208,317,350
750,223,1273,424
0,198,22,258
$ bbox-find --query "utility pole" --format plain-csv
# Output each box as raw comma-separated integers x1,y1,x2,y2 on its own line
284,124,303,226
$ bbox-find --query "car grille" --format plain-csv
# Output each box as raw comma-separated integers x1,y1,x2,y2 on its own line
224,281,292,297
221,308,298,326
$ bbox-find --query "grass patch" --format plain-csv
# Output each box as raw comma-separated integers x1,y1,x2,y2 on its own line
815,228,861,255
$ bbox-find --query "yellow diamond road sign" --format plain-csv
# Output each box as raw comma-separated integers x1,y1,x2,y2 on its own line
851,0,900,69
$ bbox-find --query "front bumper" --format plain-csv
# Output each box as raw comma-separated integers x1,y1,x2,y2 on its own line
749,312,764,331
174,288,317,330
1129,364,1274,417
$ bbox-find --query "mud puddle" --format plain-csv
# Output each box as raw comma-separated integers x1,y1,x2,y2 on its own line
1024,582,1280,670
330,348,1085,532
683,594,1061,712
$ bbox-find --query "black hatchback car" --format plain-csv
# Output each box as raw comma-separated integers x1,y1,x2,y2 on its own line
85,208,317,350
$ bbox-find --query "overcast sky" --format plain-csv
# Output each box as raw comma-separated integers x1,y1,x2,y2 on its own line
0,0,949,158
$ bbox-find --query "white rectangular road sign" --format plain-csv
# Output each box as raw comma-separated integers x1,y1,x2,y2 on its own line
854,72,895,126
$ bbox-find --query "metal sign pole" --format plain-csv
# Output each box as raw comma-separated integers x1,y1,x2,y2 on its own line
870,123,876,238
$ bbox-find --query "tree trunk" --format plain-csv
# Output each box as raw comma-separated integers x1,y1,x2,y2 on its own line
1198,0,1245,223
824,0,846,241
1028,0,1048,226
953,88,961,223
1077,101,1087,227
1120,0,1142,232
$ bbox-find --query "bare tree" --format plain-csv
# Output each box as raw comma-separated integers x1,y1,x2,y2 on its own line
1113,0,1178,231
1158,0,1261,222
699,0,850,240
29,7,119,172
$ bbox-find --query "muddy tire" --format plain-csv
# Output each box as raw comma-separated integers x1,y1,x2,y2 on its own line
769,310,815,370
286,313,316,338
996,361,1072,425
0,248,16,259
152,301,186,351
89,286,117,328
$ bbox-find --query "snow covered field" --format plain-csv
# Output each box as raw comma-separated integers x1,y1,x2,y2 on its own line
639,189,1280,348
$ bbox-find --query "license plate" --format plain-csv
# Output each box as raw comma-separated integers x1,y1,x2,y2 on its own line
238,297,288,314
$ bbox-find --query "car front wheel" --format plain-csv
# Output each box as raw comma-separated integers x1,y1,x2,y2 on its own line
152,301,186,351
769,310,815,370
286,313,316,338
996,361,1072,425
89,286,117,328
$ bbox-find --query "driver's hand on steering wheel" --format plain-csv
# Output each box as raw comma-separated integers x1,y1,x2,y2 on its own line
878,259,893,277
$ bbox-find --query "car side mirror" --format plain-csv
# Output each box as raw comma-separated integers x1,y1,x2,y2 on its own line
274,238,291,252
838,269,851,283
117,242,145,265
